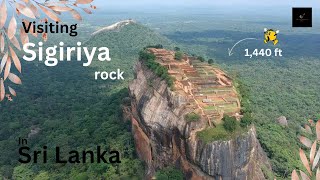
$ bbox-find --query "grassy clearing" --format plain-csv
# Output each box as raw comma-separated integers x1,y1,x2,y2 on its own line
204,106,217,110
223,108,238,113
185,112,201,122
197,124,248,143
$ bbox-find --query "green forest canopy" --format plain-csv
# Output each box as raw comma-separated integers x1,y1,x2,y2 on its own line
0,23,173,179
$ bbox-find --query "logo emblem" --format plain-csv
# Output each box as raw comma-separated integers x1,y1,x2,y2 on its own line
292,8,312,27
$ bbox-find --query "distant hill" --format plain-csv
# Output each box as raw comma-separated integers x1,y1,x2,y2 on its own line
87,21,172,58
85,21,173,89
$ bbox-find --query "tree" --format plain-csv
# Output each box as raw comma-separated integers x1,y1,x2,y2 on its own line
175,51,183,60
155,166,183,180
34,172,50,180
315,114,320,121
12,165,34,180
208,59,214,64
174,47,181,51
198,56,205,62
146,44,163,49
185,112,201,122
74,173,89,180
223,116,238,132
240,113,253,127
139,49,174,88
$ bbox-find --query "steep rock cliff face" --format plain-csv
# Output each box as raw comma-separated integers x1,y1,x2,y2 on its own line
128,61,272,179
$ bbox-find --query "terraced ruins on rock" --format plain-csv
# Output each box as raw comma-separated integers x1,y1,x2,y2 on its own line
147,48,241,126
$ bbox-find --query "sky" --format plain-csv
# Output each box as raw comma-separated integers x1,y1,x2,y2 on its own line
95,0,319,8
92,0,320,18
93,0,320,16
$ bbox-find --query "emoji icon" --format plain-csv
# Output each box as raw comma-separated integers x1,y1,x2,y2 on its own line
264,28,279,45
